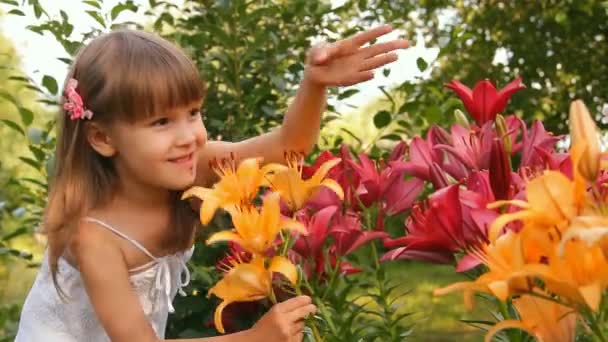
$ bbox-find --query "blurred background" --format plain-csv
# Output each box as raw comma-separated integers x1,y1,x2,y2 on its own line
0,1,607,341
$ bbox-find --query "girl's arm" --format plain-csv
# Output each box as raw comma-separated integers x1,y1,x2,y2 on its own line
72,221,314,342
196,25,408,186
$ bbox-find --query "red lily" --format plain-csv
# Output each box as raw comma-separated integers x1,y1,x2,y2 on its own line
489,138,512,200
348,151,422,213
434,122,496,181
382,183,496,271
399,136,443,181
292,206,338,274
291,205,387,278
302,145,359,209
518,119,563,170
330,210,388,255
445,77,526,125
387,141,408,162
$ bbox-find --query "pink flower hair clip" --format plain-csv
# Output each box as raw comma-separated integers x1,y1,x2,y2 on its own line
63,78,93,120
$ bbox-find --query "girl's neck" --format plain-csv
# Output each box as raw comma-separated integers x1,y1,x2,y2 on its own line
112,177,173,214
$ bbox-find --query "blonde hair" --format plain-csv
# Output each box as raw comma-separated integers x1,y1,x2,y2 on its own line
44,29,205,289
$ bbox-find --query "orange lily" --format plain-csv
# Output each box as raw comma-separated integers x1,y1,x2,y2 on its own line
569,100,601,183
488,171,579,242
182,157,282,225
434,231,533,309
523,238,608,311
206,192,306,256
485,292,577,342
558,216,608,258
265,152,344,211
209,255,297,333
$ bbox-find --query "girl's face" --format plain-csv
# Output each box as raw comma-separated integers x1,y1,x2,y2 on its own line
109,101,207,191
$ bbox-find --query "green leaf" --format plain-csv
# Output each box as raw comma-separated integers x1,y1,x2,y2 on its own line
380,133,401,141
19,107,34,126
83,0,102,9
28,146,46,162
398,101,418,114
425,105,443,124
86,10,106,28
111,2,138,21
8,75,31,83
19,177,47,190
57,57,72,65
0,89,19,105
416,57,428,72
8,9,25,16
2,227,28,242
19,157,41,170
0,0,19,5
0,119,25,135
337,88,359,100
42,75,58,95
373,110,391,129
339,127,363,145
33,2,43,18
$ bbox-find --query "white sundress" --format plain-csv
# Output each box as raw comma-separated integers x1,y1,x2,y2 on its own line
15,217,194,341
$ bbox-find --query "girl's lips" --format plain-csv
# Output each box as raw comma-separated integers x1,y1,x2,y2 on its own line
169,153,194,165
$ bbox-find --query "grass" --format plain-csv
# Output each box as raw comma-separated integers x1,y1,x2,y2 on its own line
353,260,490,342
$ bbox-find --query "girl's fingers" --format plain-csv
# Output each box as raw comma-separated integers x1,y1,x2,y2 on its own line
288,303,317,321
291,332,304,342
311,25,398,64
309,42,332,65
361,39,409,59
351,24,393,47
290,321,305,335
359,53,399,71
341,71,374,86
277,296,312,313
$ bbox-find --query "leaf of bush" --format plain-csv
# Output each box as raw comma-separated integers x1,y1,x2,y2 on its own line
416,57,428,72
0,119,25,135
42,75,58,95
373,110,391,129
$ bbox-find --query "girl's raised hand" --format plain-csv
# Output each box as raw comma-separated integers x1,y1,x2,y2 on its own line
304,25,408,87
248,296,317,342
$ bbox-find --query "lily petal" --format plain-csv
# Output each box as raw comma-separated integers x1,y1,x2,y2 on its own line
268,256,298,284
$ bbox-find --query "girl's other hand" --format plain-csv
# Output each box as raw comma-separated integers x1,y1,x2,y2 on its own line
304,24,408,87
248,295,317,342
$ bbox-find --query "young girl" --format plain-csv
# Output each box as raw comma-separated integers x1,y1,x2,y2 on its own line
15,26,407,342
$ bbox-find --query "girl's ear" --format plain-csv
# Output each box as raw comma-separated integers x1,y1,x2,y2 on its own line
85,122,117,157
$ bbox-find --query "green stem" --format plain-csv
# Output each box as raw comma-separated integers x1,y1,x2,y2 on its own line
297,277,325,342
588,313,608,342
497,300,520,342
321,256,341,301
281,232,291,256
310,320,323,342
269,287,277,305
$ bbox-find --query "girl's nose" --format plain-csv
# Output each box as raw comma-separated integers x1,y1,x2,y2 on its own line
175,121,198,147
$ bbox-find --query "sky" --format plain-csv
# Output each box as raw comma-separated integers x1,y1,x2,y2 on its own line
0,0,438,112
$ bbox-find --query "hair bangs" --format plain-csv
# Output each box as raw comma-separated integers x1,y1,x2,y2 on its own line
97,30,205,122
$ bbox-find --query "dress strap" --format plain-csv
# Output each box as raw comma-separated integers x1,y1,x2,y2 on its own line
82,217,158,261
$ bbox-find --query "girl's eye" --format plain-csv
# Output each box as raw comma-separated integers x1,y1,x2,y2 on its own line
190,109,201,117
152,118,169,126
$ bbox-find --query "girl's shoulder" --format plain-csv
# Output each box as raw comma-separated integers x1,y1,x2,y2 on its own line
67,218,126,270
